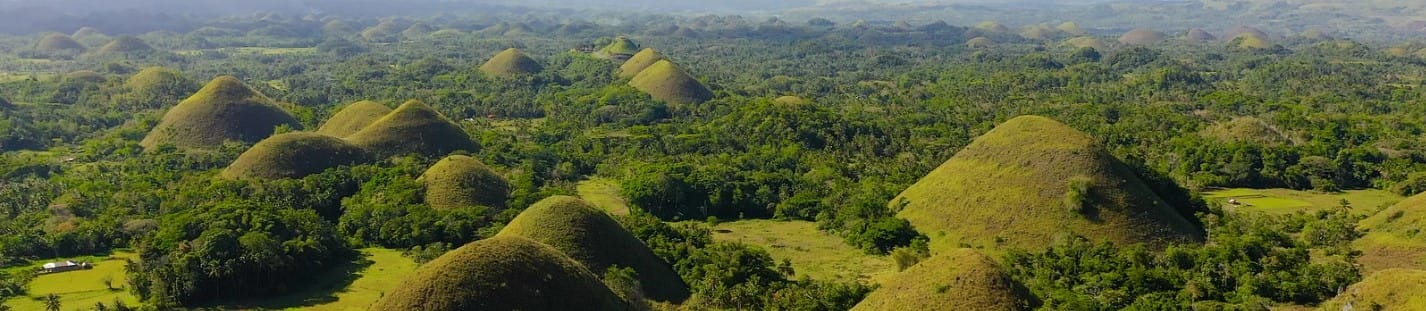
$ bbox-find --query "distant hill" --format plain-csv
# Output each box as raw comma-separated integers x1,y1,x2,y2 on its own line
1118,28,1166,45
1201,117,1289,145
317,100,391,138
1063,36,1107,51
628,60,714,104
371,236,634,311
1317,269,1426,310
34,33,85,53
221,132,370,180
598,36,640,58
141,76,301,150
347,100,478,158
852,248,1037,311
96,35,153,55
893,116,1203,251
480,48,543,77
498,196,691,303
421,155,510,210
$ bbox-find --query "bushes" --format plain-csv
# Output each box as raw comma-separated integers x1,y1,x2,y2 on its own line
1064,176,1094,215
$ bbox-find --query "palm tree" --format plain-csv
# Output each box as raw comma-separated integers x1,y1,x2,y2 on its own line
44,293,61,311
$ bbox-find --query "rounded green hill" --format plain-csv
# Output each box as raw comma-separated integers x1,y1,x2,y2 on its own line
402,22,434,39
774,95,807,106
1186,28,1216,41
1232,33,1273,49
64,70,105,83
619,48,667,78
1201,117,1289,145
34,33,86,53
361,20,403,42
1356,193,1426,272
421,155,511,210
1019,25,1053,40
1118,28,1165,45
127,67,195,94
316,100,392,138
628,60,714,104
347,100,478,158
599,36,641,58
1056,22,1086,36
1317,269,1426,310
97,36,154,55
72,27,105,38
1224,26,1269,41
892,116,1203,251
479,48,543,77
221,132,370,180
966,37,995,48
497,196,691,303
321,20,353,34
1064,36,1107,51
851,248,1036,311
371,236,634,311
975,21,1010,33
140,76,302,150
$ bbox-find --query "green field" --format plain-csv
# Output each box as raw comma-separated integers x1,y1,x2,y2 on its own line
3,252,140,311
1202,188,1402,216
577,177,630,215
212,248,417,310
707,219,894,284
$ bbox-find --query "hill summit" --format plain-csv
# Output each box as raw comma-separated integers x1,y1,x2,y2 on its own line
317,100,392,138
497,196,691,303
421,155,511,210
347,100,478,158
851,248,1036,311
371,236,634,311
1317,269,1426,311
618,48,666,78
221,132,370,179
480,48,543,77
599,36,640,58
628,60,714,104
892,116,1202,251
141,76,301,149
1118,28,1165,45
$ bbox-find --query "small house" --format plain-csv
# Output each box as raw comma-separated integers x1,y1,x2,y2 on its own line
41,260,90,273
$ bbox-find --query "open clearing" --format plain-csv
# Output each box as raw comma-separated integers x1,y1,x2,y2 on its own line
706,219,895,284
3,252,140,311
577,177,629,215
1203,188,1402,216
210,248,417,310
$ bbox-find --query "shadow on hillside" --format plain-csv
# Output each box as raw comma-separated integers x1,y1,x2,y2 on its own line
204,254,375,309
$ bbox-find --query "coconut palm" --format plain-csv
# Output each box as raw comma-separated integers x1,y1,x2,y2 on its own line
44,293,61,311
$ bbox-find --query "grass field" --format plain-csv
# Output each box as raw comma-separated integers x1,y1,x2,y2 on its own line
212,248,417,311
577,177,630,215
1202,188,1402,216
174,47,316,56
706,219,894,284
3,252,140,311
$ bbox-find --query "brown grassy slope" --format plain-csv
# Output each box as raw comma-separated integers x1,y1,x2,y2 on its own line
618,48,666,78
370,236,634,311
1317,269,1426,310
1356,192,1426,272
893,115,1203,252
220,132,370,180
479,48,543,77
346,100,478,158
628,60,714,104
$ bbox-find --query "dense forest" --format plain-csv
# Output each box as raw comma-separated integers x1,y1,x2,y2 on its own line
2,1,1426,310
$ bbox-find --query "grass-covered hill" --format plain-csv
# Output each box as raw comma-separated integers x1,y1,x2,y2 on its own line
1186,28,1217,41
96,35,154,55
1056,22,1086,36
1317,269,1426,310
479,48,543,77
34,33,86,53
220,132,370,180
851,248,1036,311
628,60,714,104
71,27,105,38
497,196,691,303
966,37,995,48
420,155,511,210
371,236,633,311
1232,32,1273,49
892,116,1203,251
1118,28,1166,45
346,100,478,158
140,76,302,150
618,48,666,78
1201,116,1290,145
599,36,640,58
126,67,195,94
316,100,391,138
360,20,404,42
1063,36,1107,51
1356,192,1426,272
